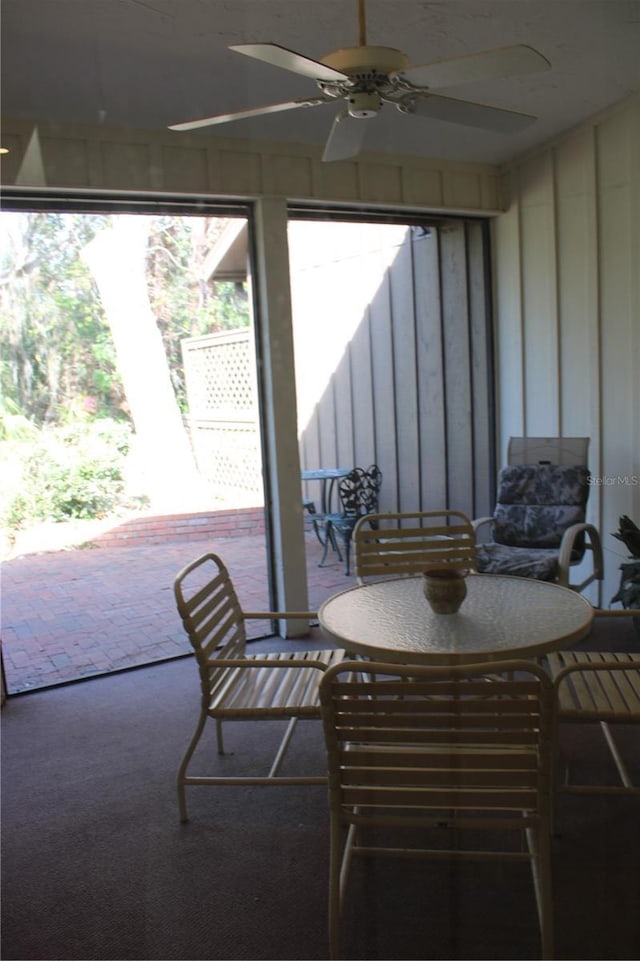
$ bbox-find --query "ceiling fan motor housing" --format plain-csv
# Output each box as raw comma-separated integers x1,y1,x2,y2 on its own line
322,46,409,76
320,46,410,118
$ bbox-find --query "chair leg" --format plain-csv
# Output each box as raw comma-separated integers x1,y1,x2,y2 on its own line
268,716,298,778
527,823,554,960
319,522,332,567
216,718,225,754
177,710,208,823
311,515,326,547
600,720,636,789
339,822,358,905
342,532,353,576
319,522,343,567
328,817,344,960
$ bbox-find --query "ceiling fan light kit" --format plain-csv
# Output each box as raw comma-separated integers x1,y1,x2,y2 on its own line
345,93,380,119
169,0,550,161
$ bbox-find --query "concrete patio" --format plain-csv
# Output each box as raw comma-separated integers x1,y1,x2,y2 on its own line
1,511,355,694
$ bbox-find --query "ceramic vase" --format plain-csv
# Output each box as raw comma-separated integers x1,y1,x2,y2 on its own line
422,568,467,614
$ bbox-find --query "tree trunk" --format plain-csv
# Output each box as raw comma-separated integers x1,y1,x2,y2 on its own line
82,216,206,512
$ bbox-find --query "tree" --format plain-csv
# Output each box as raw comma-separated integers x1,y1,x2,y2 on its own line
146,216,249,410
1,210,252,514
81,216,207,511
1,211,250,424
0,211,121,423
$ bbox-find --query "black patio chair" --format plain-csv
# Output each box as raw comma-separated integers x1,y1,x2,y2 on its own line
319,464,383,575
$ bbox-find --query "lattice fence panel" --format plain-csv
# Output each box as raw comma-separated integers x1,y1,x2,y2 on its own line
183,329,256,418
182,330,262,505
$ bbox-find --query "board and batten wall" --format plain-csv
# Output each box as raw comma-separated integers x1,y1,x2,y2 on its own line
493,93,640,605
0,118,501,213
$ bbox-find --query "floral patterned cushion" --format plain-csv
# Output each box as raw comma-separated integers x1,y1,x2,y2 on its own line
475,464,591,581
476,544,559,580
492,465,589,552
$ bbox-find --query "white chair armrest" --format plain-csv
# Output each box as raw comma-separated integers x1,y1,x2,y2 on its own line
472,516,494,540
557,522,604,590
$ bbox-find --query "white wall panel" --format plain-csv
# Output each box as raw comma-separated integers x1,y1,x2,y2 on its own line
212,149,263,194
495,93,640,606
519,153,559,436
554,130,599,442
358,163,404,205
440,224,474,513
312,160,360,201
161,145,209,193
389,234,420,512
101,142,153,190
42,137,91,187
468,222,494,514
597,109,639,588
369,271,399,508
263,155,313,197
0,134,24,182
402,166,443,207
414,230,446,510
442,171,483,209
349,309,376,470
492,198,524,462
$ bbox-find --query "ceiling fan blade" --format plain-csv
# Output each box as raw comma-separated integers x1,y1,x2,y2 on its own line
402,44,551,90
230,42,349,82
169,95,332,132
408,93,536,133
322,111,369,162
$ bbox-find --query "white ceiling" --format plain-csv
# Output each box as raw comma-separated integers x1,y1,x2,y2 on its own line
2,0,640,165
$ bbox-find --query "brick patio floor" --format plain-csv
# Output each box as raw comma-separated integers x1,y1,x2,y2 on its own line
1,521,355,694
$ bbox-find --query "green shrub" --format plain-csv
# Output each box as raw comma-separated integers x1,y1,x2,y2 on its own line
0,412,40,443
3,419,132,530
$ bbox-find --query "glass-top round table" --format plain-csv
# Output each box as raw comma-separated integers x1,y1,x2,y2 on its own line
318,573,594,665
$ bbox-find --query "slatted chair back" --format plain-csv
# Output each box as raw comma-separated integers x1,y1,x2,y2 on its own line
319,659,555,960
353,509,477,583
507,436,590,466
175,551,247,695
173,552,344,823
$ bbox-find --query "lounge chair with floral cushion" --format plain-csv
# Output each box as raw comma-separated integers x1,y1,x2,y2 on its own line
474,437,603,594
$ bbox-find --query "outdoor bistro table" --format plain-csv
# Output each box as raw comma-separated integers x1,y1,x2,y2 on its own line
318,573,594,665
302,467,352,557
301,467,351,515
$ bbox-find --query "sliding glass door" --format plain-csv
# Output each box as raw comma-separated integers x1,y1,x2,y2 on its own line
289,212,496,603
0,198,273,692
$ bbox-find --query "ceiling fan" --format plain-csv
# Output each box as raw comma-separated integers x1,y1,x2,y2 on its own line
169,0,550,162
